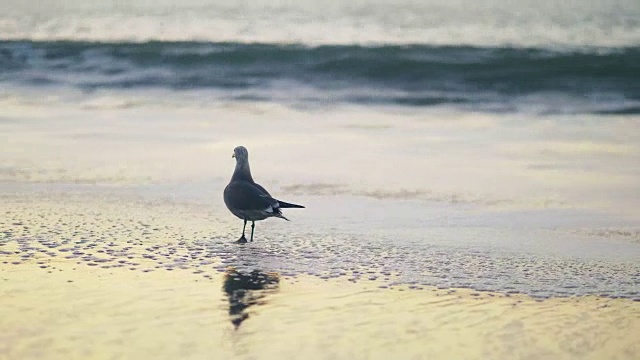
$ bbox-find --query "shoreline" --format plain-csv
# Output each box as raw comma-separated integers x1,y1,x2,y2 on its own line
1,187,639,298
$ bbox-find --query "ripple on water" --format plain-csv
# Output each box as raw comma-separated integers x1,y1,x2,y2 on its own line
0,195,638,300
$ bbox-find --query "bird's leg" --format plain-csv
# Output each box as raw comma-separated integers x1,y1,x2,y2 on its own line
250,221,255,242
237,219,248,243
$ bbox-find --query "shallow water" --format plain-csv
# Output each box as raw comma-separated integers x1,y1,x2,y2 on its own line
4,260,638,360
1,189,638,300
2,99,640,300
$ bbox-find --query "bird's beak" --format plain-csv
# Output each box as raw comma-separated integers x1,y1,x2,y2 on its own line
232,153,235,158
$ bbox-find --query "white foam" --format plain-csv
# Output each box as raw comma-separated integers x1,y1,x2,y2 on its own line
2,0,639,49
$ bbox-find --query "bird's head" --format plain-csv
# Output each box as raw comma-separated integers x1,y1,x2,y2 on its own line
232,146,249,163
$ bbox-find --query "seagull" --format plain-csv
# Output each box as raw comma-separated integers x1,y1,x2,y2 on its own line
224,146,304,243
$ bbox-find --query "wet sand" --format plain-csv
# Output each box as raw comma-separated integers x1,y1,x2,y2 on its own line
2,99,639,359
1,192,639,360
2,251,639,360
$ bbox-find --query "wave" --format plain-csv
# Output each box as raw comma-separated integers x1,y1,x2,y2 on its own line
1,40,639,114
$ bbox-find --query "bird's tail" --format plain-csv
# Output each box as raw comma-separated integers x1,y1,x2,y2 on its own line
274,213,290,221
276,200,305,209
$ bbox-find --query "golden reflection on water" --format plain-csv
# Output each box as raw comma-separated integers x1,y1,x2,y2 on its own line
223,267,280,329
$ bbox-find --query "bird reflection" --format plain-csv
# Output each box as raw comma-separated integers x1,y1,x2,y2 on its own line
223,267,280,329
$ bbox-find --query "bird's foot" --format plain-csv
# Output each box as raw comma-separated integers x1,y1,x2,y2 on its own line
236,235,248,244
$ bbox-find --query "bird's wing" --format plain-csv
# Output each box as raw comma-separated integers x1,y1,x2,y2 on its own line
224,181,279,211
251,182,272,197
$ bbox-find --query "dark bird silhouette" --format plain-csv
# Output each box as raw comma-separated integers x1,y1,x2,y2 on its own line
223,146,304,243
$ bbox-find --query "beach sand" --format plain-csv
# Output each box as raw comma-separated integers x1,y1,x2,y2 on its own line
1,192,639,360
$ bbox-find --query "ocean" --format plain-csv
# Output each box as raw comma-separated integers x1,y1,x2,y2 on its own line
2,0,640,114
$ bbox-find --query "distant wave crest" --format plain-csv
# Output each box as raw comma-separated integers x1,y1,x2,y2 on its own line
1,40,639,114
